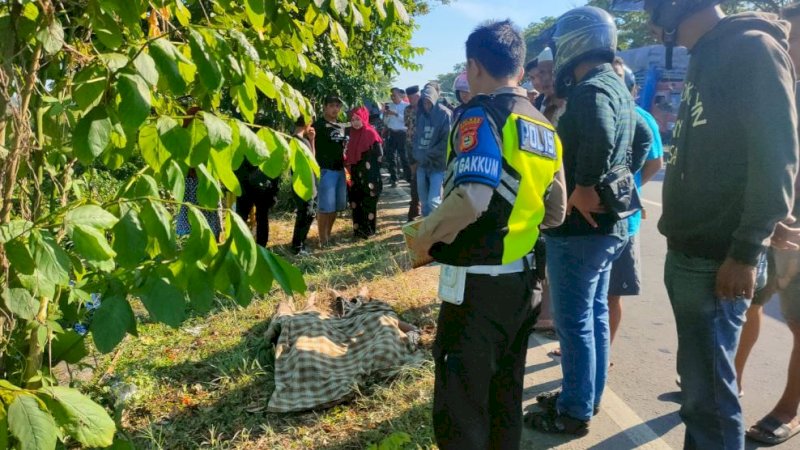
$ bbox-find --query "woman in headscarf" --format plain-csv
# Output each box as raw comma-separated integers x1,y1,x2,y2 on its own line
346,106,384,239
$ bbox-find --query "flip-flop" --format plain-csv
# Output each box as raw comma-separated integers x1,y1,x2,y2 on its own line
746,415,800,445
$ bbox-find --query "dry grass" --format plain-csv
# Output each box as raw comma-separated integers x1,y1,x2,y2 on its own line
87,183,442,449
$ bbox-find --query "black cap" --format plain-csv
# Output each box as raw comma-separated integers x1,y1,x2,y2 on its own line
405,85,420,96
324,93,343,105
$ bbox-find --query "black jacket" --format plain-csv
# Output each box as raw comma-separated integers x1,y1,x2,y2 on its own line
658,13,798,265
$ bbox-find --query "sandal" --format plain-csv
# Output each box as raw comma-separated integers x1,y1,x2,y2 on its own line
746,415,800,445
524,409,589,436
536,391,600,416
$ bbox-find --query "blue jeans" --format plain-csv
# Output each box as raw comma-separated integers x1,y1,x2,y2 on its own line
665,251,766,450
545,234,626,421
417,167,444,217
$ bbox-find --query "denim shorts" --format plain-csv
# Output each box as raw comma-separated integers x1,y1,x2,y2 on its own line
318,169,346,213
609,234,641,296
754,248,800,323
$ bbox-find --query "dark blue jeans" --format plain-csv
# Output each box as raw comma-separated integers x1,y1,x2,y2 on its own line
664,251,766,450
545,234,626,421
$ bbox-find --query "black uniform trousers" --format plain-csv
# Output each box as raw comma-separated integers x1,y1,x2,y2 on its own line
386,129,410,183
291,191,316,253
433,268,541,450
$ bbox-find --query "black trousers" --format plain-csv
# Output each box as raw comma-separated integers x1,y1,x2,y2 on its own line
386,130,410,182
236,188,274,247
291,192,316,252
433,270,541,450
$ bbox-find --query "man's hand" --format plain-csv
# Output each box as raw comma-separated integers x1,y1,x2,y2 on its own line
772,221,800,250
409,234,432,258
306,126,316,141
715,257,757,299
566,185,605,228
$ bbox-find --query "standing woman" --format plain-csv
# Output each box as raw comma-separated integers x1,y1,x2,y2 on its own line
345,106,383,239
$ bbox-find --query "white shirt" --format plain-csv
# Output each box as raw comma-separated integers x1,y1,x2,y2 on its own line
384,102,408,131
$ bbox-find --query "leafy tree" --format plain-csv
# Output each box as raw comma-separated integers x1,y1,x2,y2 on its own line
0,0,420,447
434,62,465,96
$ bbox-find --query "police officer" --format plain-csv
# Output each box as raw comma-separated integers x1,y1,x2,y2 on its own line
411,20,567,450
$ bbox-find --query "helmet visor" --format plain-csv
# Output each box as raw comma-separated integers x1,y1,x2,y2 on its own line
610,0,645,12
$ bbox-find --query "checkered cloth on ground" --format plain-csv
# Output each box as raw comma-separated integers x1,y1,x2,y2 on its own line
265,301,423,413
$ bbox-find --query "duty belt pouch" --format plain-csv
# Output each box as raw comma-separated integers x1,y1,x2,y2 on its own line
596,165,642,220
438,265,467,305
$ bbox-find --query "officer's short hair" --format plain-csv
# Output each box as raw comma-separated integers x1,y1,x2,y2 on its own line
782,2,800,19
466,20,526,80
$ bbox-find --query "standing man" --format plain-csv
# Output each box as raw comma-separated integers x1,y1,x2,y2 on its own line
290,116,317,255
531,47,566,125
411,20,566,450
383,87,410,187
527,7,651,436
615,0,798,448
314,94,348,247
412,84,451,217
735,2,800,446
607,59,664,346
405,85,422,221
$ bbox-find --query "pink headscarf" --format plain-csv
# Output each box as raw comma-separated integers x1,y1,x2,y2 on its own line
345,106,382,165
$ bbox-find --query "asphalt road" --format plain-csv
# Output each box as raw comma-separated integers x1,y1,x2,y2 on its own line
521,172,796,449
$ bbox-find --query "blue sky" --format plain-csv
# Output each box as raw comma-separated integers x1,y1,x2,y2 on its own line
393,0,587,89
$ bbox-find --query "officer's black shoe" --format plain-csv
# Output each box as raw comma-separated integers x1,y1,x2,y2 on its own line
524,409,590,436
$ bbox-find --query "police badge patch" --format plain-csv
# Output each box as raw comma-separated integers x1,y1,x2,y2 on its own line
458,117,483,153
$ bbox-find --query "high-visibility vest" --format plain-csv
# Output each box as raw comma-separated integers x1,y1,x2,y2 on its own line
431,92,562,266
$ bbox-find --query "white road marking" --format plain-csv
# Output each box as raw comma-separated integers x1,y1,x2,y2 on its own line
528,334,674,450
642,199,662,208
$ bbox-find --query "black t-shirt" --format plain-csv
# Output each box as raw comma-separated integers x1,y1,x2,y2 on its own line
314,118,346,171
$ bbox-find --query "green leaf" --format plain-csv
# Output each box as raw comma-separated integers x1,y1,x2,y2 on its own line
194,164,222,208
133,52,159,86
2,287,38,321
111,209,147,268
233,75,257,123
73,64,107,114
250,248,274,294
290,138,315,201
90,293,136,353
258,247,306,295
165,160,186,202
186,263,214,313
5,239,35,275
37,19,64,55
391,0,410,24
229,212,258,274
50,329,87,364
188,119,211,167
313,13,329,36
65,205,118,230
183,206,218,262
73,107,112,165
254,70,278,100
138,123,169,175
92,11,123,50
99,52,130,73
237,121,269,165
30,230,71,287
331,21,349,51
7,395,57,450
331,0,348,15
38,386,115,447
140,199,176,258
209,145,241,196
202,112,233,149
137,274,187,327
257,128,290,178
245,0,266,31
101,0,145,27
173,1,191,27
116,73,151,134
189,29,223,92
0,403,8,450
159,116,191,161
150,38,191,95
70,224,117,265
